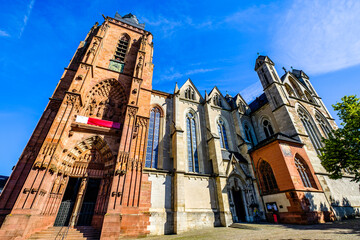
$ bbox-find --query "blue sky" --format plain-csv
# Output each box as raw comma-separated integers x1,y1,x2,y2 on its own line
0,0,359,176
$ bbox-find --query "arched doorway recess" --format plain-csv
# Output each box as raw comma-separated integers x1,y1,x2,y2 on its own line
54,136,115,227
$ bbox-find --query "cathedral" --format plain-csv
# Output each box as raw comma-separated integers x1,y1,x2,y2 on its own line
0,13,359,239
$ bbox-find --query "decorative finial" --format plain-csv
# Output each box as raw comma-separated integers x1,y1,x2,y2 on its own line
290,66,293,71
282,67,287,73
174,82,179,94
257,52,260,56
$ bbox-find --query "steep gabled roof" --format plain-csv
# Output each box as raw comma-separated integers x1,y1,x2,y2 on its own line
208,86,231,109
179,78,204,102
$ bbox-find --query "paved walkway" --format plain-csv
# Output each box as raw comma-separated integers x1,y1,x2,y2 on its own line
138,218,360,240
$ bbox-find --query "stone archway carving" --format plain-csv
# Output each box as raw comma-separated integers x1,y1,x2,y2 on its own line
83,79,128,123
227,172,258,223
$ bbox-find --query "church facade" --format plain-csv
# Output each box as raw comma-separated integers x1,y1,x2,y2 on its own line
0,13,359,239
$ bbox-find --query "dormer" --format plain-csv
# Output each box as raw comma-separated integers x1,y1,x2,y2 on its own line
233,93,248,114
208,87,231,110
178,78,203,103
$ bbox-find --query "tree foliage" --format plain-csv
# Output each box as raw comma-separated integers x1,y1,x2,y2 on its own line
320,95,360,182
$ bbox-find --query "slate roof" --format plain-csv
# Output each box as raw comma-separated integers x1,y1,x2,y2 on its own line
221,150,248,164
249,133,303,152
114,12,145,30
248,93,268,112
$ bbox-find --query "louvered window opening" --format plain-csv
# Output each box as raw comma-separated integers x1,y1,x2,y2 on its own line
114,38,129,62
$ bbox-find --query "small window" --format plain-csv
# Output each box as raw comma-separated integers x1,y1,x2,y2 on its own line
114,35,129,62
263,119,274,138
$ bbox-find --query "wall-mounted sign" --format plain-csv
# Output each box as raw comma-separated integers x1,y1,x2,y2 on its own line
266,202,278,212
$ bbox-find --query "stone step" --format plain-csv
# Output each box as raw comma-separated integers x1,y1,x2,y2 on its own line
28,226,100,240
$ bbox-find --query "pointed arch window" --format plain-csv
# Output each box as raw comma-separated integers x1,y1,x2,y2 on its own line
244,124,255,146
239,102,246,113
114,35,129,62
298,108,322,153
213,94,222,107
186,112,199,172
259,161,278,194
304,91,315,104
261,67,270,85
285,83,295,97
315,114,333,138
217,119,229,149
289,78,304,99
145,108,161,168
295,155,316,188
185,87,195,100
263,119,274,138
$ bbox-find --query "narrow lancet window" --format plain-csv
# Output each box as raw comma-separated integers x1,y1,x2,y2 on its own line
186,112,199,172
217,119,229,149
145,108,161,168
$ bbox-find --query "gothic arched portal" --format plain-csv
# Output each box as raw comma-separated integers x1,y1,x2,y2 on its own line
227,173,258,223
53,136,115,227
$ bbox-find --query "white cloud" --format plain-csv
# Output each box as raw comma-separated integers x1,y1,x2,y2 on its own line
0,30,10,37
240,81,263,103
158,68,220,82
19,0,35,38
273,0,360,75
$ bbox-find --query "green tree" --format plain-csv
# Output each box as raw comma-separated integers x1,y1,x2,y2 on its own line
320,95,360,182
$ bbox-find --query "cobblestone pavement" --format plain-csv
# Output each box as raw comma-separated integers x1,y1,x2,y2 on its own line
137,218,360,240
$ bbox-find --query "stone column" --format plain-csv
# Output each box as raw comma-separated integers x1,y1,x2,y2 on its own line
69,177,88,227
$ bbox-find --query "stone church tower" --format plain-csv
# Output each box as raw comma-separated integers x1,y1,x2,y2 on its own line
0,13,154,239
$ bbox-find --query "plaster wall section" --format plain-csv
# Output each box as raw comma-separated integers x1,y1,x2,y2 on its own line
147,173,173,235
324,176,360,219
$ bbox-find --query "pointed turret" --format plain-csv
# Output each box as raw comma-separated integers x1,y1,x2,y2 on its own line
205,90,210,102
174,82,179,94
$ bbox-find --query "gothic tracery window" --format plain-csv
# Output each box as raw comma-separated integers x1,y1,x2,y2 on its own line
244,124,255,146
114,34,129,62
213,94,222,107
145,108,161,168
305,91,315,104
186,112,199,172
185,87,195,100
289,78,304,99
298,108,323,153
263,119,274,138
315,114,333,138
295,155,316,188
285,83,295,97
259,161,278,194
217,119,229,149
